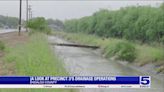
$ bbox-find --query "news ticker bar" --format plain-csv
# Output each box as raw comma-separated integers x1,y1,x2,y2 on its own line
0,76,150,88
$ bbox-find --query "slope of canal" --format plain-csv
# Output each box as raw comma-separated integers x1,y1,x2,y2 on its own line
49,36,164,92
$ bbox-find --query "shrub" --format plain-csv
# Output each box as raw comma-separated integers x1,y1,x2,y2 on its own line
160,36,164,44
0,41,5,51
106,41,136,62
27,17,52,34
115,41,136,62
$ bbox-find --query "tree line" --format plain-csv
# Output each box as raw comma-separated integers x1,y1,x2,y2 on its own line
27,17,64,31
47,19,64,31
64,3,164,44
0,15,19,29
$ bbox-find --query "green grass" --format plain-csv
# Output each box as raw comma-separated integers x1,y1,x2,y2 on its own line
1,33,76,92
4,33,66,76
105,41,136,62
55,32,99,46
53,31,164,66
136,45,164,66
0,40,5,51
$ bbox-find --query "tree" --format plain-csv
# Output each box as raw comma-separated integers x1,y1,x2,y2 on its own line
27,17,51,34
0,15,19,28
64,3,164,44
47,19,64,30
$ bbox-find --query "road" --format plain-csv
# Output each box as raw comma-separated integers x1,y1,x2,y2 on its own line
0,29,16,34
0,29,26,34
49,36,164,92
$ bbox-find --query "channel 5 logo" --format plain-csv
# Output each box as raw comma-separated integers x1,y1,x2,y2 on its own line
140,76,151,86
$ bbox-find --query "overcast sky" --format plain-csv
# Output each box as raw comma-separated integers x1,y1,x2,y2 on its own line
0,0,163,20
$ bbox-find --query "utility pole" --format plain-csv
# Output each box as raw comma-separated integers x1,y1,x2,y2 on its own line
18,0,22,36
28,5,32,19
26,0,28,32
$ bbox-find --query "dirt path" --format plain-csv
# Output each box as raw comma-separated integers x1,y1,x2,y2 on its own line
49,36,164,92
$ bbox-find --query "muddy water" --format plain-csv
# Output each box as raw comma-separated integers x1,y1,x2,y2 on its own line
48,36,164,92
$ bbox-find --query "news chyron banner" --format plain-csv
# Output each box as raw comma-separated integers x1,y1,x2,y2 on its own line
0,76,150,88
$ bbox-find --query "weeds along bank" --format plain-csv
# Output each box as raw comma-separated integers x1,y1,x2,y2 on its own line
0,41,5,57
4,33,67,75
0,41,5,51
2,17,66,75
2,17,68,75
53,32,164,74
0,32,77,92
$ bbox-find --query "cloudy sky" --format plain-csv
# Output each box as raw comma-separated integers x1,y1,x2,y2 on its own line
0,0,163,20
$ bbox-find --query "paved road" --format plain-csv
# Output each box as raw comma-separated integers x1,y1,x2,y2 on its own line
51,36,164,92
0,29,16,34
0,29,26,34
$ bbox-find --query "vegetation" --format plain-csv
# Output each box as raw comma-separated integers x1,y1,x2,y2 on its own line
106,41,136,62
4,33,66,75
0,24,76,92
135,45,164,66
27,17,51,34
0,41,5,51
64,3,164,44
62,4,164,73
47,19,64,31
53,32,164,72
0,15,19,29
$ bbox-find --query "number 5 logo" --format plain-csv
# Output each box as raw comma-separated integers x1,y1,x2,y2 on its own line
140,76,150,85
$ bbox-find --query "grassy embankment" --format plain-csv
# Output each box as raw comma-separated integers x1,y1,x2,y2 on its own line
0,33,76,92
4,33,66,75
53,31,164,73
